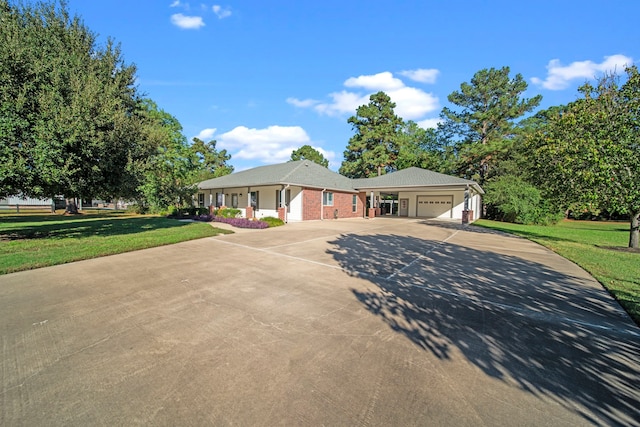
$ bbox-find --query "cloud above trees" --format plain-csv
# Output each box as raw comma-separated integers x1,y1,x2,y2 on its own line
287,70,440,122
531,54,633,90
195,126,337,167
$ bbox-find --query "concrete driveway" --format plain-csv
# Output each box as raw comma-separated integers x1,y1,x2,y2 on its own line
1,218,639,426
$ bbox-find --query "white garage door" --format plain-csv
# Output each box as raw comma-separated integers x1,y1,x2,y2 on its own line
416,195,453,218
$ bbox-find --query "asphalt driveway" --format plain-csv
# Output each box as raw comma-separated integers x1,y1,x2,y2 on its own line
1,218,639,426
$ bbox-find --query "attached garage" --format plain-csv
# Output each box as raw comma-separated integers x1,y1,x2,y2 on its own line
353,167,484,222
416,195,454,218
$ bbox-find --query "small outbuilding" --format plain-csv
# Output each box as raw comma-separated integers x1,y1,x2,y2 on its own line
196,161,483,223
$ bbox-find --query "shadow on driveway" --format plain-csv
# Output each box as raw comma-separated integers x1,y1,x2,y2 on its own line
327,231,640,426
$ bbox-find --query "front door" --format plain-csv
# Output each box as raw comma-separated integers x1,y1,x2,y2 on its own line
399,198,409,217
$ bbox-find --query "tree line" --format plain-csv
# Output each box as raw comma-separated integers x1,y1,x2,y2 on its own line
335,68,639,248
1,1,637,247
0,0,232,213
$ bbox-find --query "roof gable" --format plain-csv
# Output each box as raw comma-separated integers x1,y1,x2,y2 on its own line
198,161,356,192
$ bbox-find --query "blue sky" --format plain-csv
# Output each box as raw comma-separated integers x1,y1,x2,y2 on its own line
65,0,637,171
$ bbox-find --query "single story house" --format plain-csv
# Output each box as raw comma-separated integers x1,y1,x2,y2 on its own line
196,160,483,222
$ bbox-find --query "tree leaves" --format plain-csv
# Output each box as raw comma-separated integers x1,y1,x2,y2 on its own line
528,66,640,247
0,0,143,201
340,91,403,178
440,66,542,182
290,145,329,168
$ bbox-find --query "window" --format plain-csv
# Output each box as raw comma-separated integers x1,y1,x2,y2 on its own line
276,190,281,209
198,193,204,207
323,192,333,206
352,194,357,212
250,191,259,209
216,192,224,208
286,189,291,213
231,193,238,208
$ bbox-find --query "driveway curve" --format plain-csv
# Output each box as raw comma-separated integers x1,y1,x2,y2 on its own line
1,218,638,426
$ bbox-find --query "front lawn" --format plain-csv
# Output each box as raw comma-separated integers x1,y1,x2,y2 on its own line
0,212,232,274
473,219,639,326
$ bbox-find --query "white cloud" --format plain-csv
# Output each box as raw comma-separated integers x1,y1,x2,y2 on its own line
344,72,405,91
212,5,232,19
194,128,216,141
531,54,633,90
290,71,440,121
388,87,439,120
313,91,370,116
286,97,319,108
217,125,336,164
170,1,191,10
416,118,440,129
170,13,205,29
399,68,439,84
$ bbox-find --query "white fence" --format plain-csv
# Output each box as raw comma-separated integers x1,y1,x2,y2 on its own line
0,196,58,213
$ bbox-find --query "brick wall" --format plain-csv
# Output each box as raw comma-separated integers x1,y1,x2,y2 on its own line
302,188,322,220
302,188,365,220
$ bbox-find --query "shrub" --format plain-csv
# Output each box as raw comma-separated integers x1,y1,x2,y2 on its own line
262,216,285,227
126,204,148,214
166,205,179,217
484,175,563,225
217,208,241,218
213,216,268,229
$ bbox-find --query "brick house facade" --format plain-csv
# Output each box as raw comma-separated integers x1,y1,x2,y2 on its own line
197,161,483,223
302,188,366,220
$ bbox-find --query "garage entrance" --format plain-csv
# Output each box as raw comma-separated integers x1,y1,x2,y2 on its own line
416,195,453,218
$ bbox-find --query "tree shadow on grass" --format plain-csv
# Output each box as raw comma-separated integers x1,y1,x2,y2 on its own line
0,216,196,240
327,230,640,425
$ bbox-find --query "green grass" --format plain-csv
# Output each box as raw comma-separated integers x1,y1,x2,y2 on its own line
474,219,639,325
0,212,232,274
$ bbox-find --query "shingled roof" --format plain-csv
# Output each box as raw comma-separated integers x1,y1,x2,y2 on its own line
198,162,483,194
198,160,356,192
352,167,483,193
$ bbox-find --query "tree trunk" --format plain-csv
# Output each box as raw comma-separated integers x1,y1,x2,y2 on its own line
629,211,639,249
65,197,79,214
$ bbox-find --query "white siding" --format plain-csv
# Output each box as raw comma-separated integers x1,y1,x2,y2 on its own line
197,185,306,221
251,185,279,219
287,187,303,222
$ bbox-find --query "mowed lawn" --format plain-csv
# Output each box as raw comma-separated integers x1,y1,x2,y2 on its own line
474,219,640,326
0,212,231,275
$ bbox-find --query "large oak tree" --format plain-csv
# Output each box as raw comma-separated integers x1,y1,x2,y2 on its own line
528,66,640,248
0,0,145,211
